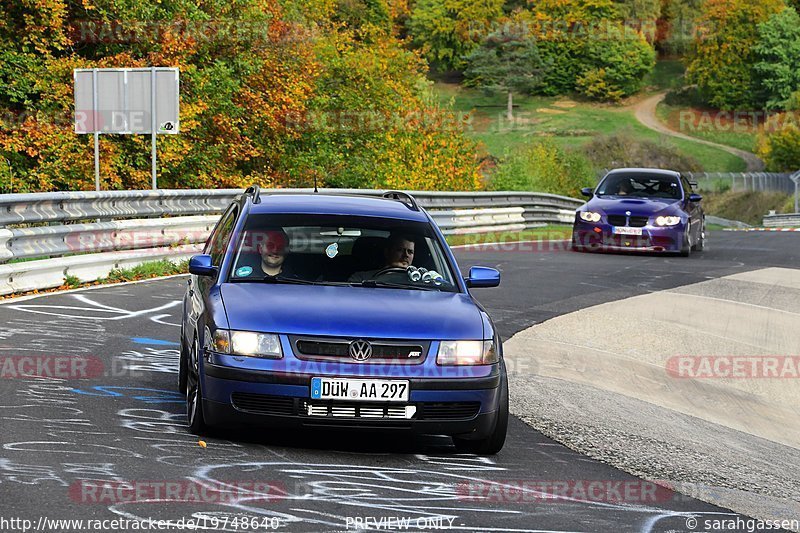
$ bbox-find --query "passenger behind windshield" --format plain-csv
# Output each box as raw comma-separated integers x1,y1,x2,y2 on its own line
348,233,415,283
232,228,296,279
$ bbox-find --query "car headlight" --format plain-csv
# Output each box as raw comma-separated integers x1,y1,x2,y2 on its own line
437,340,498,366
579,211,602,223
210,329,282,359
655,216,681,226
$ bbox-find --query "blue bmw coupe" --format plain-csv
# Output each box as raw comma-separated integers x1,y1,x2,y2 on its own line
572,168,705,256
179,188,508,454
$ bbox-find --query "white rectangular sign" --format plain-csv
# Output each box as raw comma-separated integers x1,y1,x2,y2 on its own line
74,68,179,134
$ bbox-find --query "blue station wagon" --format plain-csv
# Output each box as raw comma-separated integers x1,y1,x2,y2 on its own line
179,188,508,454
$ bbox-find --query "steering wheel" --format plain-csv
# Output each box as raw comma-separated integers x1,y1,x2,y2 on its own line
370,266,409,279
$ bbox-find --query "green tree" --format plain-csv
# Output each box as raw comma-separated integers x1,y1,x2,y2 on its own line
576,30,655,101
686,0,785,110
408,0,504,71
659,0,703,55
463,24,544,120
753,7,800,110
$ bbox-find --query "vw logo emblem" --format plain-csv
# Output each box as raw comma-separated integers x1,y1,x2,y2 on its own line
625,210,631,216
349,340,373,361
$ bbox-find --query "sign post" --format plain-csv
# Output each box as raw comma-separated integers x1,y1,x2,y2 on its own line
74,67,179,190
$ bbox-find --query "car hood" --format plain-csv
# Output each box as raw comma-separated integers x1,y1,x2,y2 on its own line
586,196,682,216
220,283,484,339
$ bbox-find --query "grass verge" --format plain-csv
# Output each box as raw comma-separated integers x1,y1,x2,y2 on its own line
656,102,758,154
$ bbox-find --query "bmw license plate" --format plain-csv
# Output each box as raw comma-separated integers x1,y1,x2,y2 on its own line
612,227,643,236
310,377,409,402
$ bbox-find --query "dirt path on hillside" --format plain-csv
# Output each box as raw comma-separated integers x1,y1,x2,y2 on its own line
631,92,765,172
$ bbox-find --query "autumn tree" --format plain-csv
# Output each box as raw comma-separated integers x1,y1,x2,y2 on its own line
686,0,786,110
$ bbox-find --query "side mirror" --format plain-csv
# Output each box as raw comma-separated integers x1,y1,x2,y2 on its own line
580,187,594,198
465,266,500,288
189,254,217,277
688,193,703,203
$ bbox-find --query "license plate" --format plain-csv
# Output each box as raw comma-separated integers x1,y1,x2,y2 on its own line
612,227,643,236
310,377,409,402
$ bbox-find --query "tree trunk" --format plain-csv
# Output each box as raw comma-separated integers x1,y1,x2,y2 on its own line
507,90,513,121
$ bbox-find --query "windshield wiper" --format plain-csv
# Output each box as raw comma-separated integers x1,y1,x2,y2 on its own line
354,280,439,291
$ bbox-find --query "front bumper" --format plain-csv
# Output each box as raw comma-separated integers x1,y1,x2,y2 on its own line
572,220,684,252
199,345,502,439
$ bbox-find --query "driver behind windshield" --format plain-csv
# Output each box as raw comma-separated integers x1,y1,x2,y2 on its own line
348,233,415,283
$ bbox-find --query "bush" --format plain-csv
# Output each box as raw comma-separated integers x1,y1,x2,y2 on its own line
756,123,800,172
575,30,655,102
488,140,594,197
582,131,702,171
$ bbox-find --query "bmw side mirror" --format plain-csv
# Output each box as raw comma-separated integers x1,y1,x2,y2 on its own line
580,187,594,198
465,266,500,288
189,254,217,277
688,193,703,203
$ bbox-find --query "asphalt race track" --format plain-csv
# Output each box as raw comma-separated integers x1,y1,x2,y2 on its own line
0,230,797,533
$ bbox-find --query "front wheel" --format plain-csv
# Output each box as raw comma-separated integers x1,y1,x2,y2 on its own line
186,338,207,435
692,221,705,251
454,364,509,455
679,225,691,257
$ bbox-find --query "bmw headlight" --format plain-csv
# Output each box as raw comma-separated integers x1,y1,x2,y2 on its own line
655,216,681,226
579,211,602,223
210,329,283,359
437,340,498,366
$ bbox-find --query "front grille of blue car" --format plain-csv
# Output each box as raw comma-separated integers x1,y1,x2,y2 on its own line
607,215,649,227
291,336,428,363
231,393,480,420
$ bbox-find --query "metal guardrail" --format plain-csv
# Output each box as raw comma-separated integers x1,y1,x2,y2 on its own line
0,189,583,296
762,213,800,227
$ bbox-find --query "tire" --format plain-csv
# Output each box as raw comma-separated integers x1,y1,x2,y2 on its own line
679,225,691,257
454,363,509,455
178,328,188,394
186,338,207,435
692,221,705,252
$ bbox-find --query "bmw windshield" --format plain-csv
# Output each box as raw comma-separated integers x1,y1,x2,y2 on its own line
227,214,458,292
595,173,683,200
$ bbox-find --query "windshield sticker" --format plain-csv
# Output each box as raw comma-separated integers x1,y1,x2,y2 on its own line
325,242,339,259
235,266,253,277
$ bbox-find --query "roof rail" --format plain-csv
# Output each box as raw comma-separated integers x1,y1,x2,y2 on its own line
382,190,419,211
244,185,261,204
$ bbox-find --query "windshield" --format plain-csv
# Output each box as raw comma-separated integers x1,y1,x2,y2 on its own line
595,173,683,200
226,214,458,292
